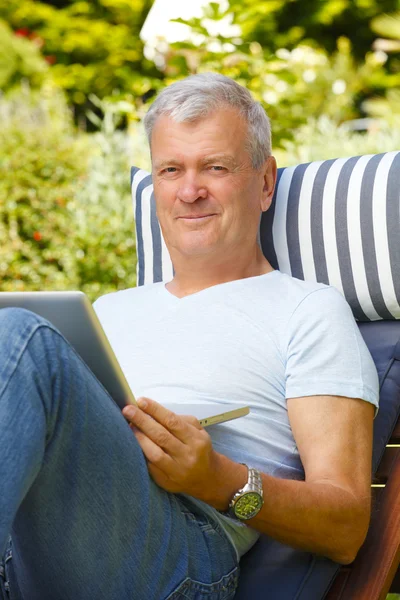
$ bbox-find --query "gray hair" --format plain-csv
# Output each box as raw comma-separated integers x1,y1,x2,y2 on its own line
143,72,271,170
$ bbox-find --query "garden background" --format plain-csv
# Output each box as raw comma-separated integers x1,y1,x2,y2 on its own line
0,1,400,596
1,0,400,303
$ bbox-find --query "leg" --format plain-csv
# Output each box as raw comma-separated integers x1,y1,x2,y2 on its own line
0,308,239,600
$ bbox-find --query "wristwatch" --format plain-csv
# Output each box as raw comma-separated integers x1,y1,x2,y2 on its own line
225,464,264,521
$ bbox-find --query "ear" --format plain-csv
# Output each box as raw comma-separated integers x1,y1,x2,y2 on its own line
260,156,277,212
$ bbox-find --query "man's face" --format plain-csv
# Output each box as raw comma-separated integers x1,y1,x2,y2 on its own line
151,107,275,259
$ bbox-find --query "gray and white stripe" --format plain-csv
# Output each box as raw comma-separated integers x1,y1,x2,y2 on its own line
131,167,173,285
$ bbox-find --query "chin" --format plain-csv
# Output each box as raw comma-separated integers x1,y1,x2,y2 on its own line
178,245,214,257
173,233,219,255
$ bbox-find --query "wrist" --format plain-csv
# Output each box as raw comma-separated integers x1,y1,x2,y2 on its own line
206,452,248,511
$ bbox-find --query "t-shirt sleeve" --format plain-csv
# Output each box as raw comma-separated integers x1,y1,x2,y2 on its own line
284,286,379,415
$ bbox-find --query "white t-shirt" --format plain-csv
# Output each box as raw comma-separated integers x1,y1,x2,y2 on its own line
93,270,379,560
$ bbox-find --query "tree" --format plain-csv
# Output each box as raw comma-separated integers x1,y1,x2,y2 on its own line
154,1,390,147
226,0,399,59
0,20,49,91
0,0,161,125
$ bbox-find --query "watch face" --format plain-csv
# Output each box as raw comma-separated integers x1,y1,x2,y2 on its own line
234,492,263,520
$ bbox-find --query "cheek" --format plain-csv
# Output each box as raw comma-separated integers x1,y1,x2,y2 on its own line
154,184,177,212
211,180,241,208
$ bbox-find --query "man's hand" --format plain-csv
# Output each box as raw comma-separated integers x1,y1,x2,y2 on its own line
122,398,220,500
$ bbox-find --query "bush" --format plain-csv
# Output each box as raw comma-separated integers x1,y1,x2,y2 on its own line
275,115,400,165
0,85,138,302
159,29,390,148
0,83,88,291
71,96,139,300
0,19,49,91
0,0,161,124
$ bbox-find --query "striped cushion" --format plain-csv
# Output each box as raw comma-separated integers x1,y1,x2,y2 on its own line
131,151,400,321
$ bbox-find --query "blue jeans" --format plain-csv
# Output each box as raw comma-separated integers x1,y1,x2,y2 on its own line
0,308,239,600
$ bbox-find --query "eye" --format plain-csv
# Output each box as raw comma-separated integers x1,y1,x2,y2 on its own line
210,165,226,171
159,166,179,177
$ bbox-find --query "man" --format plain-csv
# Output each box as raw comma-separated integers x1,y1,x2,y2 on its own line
0,73,378,600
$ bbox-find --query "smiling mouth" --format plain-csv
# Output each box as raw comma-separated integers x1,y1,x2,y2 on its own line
178,215,215,220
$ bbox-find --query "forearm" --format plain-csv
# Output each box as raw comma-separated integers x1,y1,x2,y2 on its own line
203,453,371,565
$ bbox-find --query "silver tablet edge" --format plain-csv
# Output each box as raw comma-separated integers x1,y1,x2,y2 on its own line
81,294,137,407
199,406,250,427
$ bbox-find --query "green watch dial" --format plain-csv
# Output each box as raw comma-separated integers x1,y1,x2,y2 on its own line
234,492,263,520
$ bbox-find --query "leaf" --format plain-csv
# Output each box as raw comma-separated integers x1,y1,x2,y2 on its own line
85,109,102,127
371,12,400,40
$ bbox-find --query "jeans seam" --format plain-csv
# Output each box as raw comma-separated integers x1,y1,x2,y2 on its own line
0,318,117,415
0,321,48,401
40,325,121,411
3,320,121,453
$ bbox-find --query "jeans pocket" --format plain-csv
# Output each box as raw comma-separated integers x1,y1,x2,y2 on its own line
165,565,240,600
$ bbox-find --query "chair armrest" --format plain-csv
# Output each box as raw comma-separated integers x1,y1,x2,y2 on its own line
325,442,400,600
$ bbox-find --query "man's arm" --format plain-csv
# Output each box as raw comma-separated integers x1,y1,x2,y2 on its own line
204,394,374,565
123,394,374,565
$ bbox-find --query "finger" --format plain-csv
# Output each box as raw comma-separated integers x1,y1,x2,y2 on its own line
134,429,175,470
123,402,185,456
179,414,203,430
136,398,202,442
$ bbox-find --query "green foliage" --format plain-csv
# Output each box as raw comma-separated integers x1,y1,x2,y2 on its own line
163,28,388,148
0,83,89,291
1,0,399,300
71,94,137,299
220,0,399,58
363,89,400,125
365,10,400,121
0,19,49,91
371,11,400,41
151,0,400,149
0,0,161,123
0,85,137,300
275,115,400,166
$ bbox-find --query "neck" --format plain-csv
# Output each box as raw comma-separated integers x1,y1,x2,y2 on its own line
166,246,274,298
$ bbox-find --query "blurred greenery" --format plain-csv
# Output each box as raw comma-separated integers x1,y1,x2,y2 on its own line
274,115,400,165
162,0,400,148
166,34,391,148
71,94,138,299
371,10,400,50
222,0,399,58
0,83,88,292
0,84,136,301
0,0,162,125
0,20,49,90
0,0,400,300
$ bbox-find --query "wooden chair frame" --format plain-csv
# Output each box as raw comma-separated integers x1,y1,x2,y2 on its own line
325,417,400,599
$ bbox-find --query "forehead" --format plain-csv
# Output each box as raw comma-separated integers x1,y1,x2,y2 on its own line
150,107,250,164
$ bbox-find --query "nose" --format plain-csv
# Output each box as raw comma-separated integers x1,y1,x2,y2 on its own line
177,173,207,203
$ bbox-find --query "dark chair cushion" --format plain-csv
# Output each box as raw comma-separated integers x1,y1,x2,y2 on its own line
234,320,400,600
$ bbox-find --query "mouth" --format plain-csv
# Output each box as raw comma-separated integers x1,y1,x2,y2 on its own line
178,214,216,221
